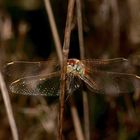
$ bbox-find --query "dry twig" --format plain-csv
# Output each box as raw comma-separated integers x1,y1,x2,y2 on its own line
59,0,75,139
76,0,90,139
43,1,84,139
0,71,19,140
109,0,120,56
76,0,84,59
44,0,63,63
70,98,84,140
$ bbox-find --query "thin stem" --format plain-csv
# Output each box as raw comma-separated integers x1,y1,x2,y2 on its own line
43,1,84,139
124,94,136,120
44,0,85,139
109,0,120,56
0,71,19,140
70,98,85,140
82,91,90,140
59,0,75,140
76,0,84,59
44,0,63,64
76,0,90,140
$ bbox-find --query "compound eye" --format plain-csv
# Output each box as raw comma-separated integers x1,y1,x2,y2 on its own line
76,66,81,71
72,63,74,66
73,64,77,70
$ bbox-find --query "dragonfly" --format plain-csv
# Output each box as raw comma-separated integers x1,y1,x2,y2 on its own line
3,58,140,97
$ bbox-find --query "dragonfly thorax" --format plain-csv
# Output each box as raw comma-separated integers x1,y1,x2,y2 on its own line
67,59,85,76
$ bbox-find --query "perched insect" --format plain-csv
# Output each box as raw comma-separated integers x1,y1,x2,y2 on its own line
3,58,140,97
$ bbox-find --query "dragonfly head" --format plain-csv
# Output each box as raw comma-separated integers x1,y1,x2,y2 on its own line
67,59,85,76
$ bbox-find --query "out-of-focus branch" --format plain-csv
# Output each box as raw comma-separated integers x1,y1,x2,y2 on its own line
44,1,84,139
0,71,19,140
70,98,85,140
76,0,90,140
59,0,75,140
0,12,18,140
127,0,140,44
44,0,63,64
76,0,84,59
109,0,120,56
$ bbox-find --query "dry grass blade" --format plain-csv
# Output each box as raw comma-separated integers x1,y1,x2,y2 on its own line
82,91,90,140
0,71,19,140
70,98,84,140
43,0,84,139
76,0,84,59
44,0,63,64
76,0,90,139
59,0,75,140
109,0,120,56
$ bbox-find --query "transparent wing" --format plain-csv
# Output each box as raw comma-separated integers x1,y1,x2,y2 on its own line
9,72,61,96
82,58,130,73
3,61,60,82
83,70,140,96
9,72,81,96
